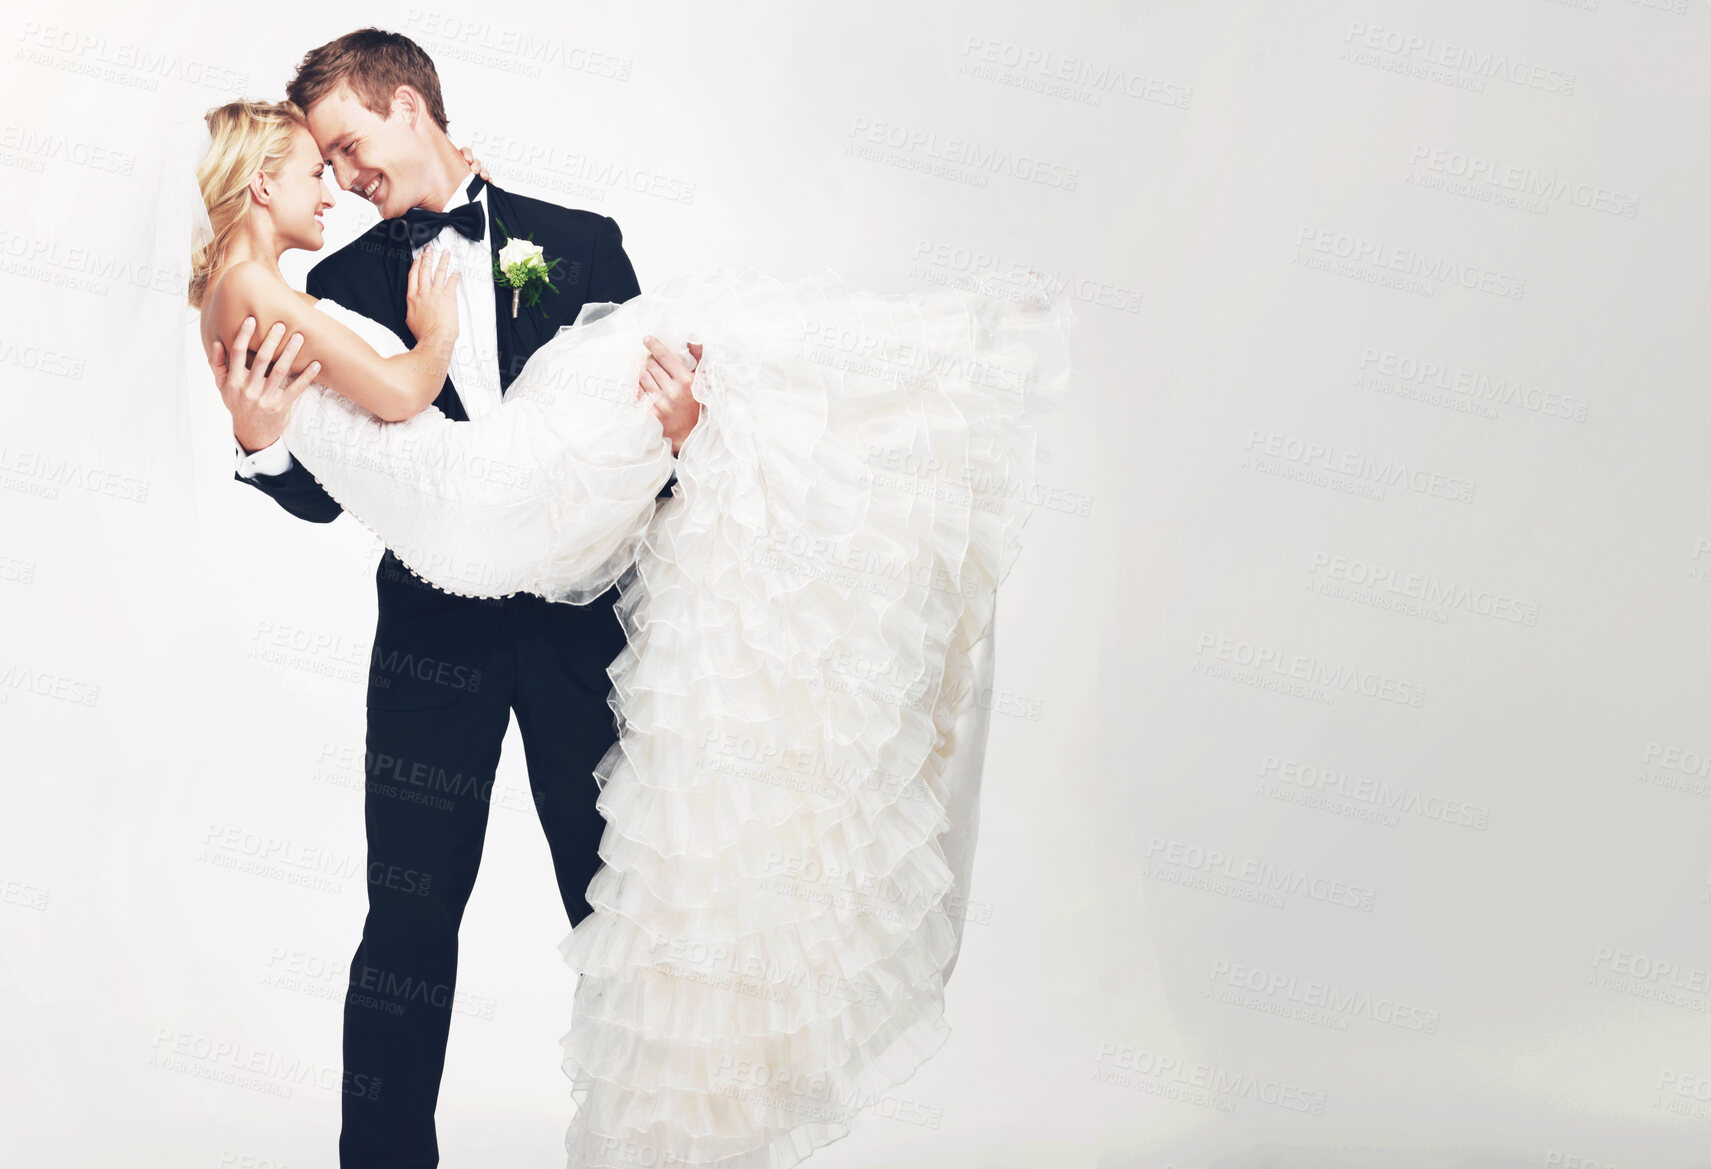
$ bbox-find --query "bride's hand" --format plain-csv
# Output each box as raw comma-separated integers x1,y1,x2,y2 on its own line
405,248,461,350
458,145,492,183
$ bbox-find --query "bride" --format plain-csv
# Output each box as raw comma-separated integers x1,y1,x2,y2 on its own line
191,98,1070,1168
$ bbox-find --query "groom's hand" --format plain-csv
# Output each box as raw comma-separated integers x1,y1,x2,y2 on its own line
640,337,703,455
211,318,320,454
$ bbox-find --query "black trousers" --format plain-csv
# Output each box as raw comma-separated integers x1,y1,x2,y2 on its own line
338,591,619,1169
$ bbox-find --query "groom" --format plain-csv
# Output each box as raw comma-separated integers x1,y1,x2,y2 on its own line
211,28,699,1168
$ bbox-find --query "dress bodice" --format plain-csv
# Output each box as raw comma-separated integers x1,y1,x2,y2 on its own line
313,297,407,360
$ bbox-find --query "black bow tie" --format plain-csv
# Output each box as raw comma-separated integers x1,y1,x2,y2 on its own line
399,198,486,249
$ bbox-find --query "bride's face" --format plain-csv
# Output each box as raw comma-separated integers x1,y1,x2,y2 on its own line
265,127,337,252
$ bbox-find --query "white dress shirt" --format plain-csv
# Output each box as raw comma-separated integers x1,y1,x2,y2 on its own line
236,179,497,479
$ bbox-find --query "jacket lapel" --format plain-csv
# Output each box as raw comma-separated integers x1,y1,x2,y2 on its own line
361,217,468,421
486,184,523,394
484,183,553,392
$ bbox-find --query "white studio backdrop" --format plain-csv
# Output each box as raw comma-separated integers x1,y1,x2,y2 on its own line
1,2,1707,1168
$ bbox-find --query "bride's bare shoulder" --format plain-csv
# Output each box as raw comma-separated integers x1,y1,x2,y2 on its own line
200,260,319,349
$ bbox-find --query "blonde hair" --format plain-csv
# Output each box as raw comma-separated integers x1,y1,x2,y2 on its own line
189,100,308,308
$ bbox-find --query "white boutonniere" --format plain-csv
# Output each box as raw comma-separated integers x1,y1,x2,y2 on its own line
492,220,561,318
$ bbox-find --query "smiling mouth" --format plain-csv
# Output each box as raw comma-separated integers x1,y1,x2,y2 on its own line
360,175,381,201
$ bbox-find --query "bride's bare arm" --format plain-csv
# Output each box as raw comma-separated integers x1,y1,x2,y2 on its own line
207,252,460,423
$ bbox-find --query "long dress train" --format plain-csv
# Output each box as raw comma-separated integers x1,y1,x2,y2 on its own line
282,268,1072,1168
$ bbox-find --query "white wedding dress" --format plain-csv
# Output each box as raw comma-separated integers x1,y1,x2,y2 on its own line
282,269,1071,1169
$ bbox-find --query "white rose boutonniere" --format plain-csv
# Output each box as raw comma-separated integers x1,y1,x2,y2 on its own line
491,220,562,318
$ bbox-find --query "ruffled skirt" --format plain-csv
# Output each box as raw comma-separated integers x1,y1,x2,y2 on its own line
285,268,1073,1168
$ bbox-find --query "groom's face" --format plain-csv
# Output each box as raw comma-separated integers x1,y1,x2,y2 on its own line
305,81,436,221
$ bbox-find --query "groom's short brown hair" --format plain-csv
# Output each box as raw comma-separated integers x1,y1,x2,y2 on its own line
287,28,449,132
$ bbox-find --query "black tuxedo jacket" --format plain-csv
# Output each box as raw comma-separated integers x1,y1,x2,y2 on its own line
236,178,642,710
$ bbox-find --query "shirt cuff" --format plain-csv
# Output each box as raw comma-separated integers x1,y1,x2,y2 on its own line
235,437,293,479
